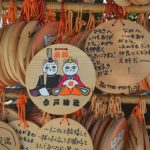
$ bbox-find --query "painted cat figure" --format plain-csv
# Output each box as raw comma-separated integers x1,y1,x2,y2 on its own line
29,57,62,96
52,56,90,96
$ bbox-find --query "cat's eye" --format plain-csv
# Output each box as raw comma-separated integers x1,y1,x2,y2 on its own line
45,66,50,69
65,66,70,69
52,66,56,69
72,66,76,69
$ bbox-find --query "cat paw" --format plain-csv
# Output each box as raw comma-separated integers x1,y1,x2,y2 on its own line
39,88,49,96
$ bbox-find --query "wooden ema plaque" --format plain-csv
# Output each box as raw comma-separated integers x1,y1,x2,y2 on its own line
0,108,19,122
9,120,40,150
0,26,16,85
127,115,144,150
31,118,94,150
26,44,96,115
0,121,20,150
17,21,42,85
7,21,26,84
85,19,150,93
100,80,141,94
99,118,129,150
129,0,150,5
26,21,59,65
114,0,131,6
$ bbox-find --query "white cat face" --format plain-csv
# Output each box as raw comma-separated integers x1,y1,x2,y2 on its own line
43,61,58,75
63,62,78,76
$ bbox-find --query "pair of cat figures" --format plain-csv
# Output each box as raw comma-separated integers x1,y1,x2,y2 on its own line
29,56,90,97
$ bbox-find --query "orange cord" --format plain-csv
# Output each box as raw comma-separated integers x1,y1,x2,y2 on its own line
2,0,18,25
35,0,46,21
17,92,27,129
44,3,56,23
60,115,70,125
56,2,67,43
132,104,143,123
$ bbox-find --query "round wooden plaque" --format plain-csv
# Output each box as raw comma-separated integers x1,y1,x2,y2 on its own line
129,0,150,5
142,121,150,150
31,118,94,150
114,0,131,6
26,44,96,115
0,25,16,85
85,19,150,90
17,21,42,77
127,115,144,150
69,32,85,46
99,118,129,150
77,30,92,50
9,120,40,150
99,80,141,94
6,108,19,122
26,21,59,66
0,121,20,150
95,116,112,150
7,21,26,83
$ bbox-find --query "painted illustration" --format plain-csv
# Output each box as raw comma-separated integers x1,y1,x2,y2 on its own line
52,56,90,96
29,57,62,96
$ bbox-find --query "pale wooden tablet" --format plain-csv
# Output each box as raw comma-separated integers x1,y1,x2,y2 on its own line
31,118,94,150
114,0,131,6
77,30,92,50
9,120,40,150
3,23,18,82
129,0,150,5
6,108,19,122
17,21,42,78
85,19,150,91
7,21,26,84
69,32,85,46
99,80,141,94
0,25,16,85
0,121,20,150
26,44,96,115
26,21,59,66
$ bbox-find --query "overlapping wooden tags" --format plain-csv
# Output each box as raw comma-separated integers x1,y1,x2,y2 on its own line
114,0,131,6
9,120,40,150
26,44,96,115
0,121,20,150
31,118,94,150
129,0,150,5
85,19,150,93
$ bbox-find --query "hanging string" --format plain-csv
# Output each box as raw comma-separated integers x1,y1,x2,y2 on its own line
85,6,95,32
131,97,147,123
17,92,27,129
104,0,125,25
35,0,46,21
56,2,67,43
73,4,86,34
60,115,70,125
2,0,18,25
44,2,56,23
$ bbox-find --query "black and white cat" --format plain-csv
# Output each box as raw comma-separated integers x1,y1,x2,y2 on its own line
29,57,62,97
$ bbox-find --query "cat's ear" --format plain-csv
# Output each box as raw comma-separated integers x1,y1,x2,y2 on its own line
63,59,67,64
53,59,57,64
43,59,48,65
74,59,78,64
